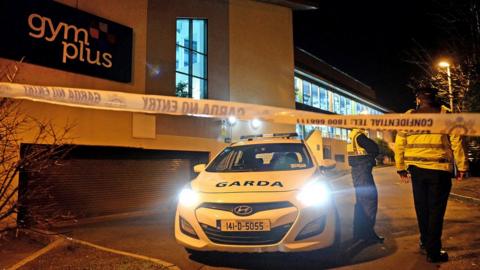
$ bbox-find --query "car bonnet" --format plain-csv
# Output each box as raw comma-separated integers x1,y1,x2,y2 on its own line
191,167,317,193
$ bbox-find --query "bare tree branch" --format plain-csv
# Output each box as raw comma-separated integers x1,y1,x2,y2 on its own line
405,0,480,113
0,59,76,230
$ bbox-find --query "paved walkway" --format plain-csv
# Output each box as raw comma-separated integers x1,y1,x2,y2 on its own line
451,177,480,203
333,166,480,203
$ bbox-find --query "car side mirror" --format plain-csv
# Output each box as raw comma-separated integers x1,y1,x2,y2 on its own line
194,164,206,173
318,159,336,171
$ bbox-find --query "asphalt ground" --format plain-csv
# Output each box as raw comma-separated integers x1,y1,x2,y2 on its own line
451,176,480,204
61,167,480,269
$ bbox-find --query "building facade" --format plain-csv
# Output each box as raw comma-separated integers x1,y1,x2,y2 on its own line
294,48,390,141
0,0,388,225
293,48,392,169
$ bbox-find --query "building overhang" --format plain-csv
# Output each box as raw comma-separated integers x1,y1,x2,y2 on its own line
294,47,392,113
295,68,392,113
256,0,319,10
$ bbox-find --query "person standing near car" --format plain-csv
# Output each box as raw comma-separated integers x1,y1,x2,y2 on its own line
395,87,468,263
347,128,384,243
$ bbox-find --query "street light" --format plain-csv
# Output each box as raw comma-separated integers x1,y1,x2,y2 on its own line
438,61,453,111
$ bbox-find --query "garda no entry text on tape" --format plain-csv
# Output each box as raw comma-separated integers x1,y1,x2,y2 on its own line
0,82,479,136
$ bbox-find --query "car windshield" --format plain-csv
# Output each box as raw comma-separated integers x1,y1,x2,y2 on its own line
206,143,313,172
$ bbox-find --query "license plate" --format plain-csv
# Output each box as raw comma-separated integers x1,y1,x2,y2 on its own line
220,220,271,232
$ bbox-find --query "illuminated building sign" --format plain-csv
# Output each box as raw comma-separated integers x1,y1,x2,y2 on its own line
0,0,133,82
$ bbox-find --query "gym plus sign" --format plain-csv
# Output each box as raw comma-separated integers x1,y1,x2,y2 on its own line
27,13,113,68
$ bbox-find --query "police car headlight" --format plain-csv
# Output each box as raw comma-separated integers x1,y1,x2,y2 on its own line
296,181,331,207
179,188,200,207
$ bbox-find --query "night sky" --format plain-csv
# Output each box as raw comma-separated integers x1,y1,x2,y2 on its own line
293,0,451,112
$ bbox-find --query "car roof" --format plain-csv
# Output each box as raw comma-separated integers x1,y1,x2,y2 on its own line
230,138,304,147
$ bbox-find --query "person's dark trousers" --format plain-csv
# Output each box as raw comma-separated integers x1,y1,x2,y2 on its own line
350,157,378,239
409,166,452,256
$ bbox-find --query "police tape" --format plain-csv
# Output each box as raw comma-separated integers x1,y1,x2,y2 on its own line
0,82,479,136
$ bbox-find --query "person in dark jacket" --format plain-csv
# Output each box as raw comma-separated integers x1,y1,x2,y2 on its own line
348,128,384,243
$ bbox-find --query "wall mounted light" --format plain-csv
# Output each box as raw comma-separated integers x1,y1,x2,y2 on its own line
250,118,262,129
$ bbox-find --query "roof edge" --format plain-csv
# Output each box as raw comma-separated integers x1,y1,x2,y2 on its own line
296,47,373,90
255,0,319,10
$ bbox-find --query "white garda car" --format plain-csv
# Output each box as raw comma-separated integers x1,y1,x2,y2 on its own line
175,133,339,254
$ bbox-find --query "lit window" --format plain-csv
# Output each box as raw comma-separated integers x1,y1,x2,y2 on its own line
341,128,348,141
356,103,364,114
340,96,346,114
176,19,207,99
304,125,313,136
328,127,334,138
296,124,304,139
345,98,352,115
321,126,328,137
295,77,303,103
328,91,334,112
333,94,341,114
351,100,357,114
335,128,341,139
311,85,319,108
319,87,329,111
303,81,312,106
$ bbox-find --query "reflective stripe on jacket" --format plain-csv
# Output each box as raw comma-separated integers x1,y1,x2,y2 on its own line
347,129,368,156
394,109,468,172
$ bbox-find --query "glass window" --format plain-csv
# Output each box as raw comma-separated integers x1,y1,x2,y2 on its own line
351,100,357,114
321,126,328,137
328,127,334,138
311,85,319,108
323,146,332,159
192,20,206,54
192,77,206,99
295,77,303,103
175,47,189,74
176,19,189,47
296,124,304,139
341,128,348,141
303,80,312,106
340,96,346,114
333,94,340,114
345,98,352,115
206,144,314,172
356,103,365,114
176,19,207,98
319,87,329,111
175,73,189,97
304,125,313,136
334,128,341,139
328,91,334,112
192,52,206,78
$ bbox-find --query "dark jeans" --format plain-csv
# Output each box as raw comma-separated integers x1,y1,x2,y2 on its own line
409,166,452,255
351,158,378,239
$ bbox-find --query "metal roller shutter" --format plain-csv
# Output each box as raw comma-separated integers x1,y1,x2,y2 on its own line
19,145,209,226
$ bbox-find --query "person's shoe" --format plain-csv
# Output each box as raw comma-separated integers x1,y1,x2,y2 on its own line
354,234,384,244
371,234,385,243
419,241,426,254
427,250,449,263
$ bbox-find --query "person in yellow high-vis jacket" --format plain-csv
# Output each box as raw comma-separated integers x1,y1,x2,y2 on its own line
348,128,384,244
395,87,468,263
